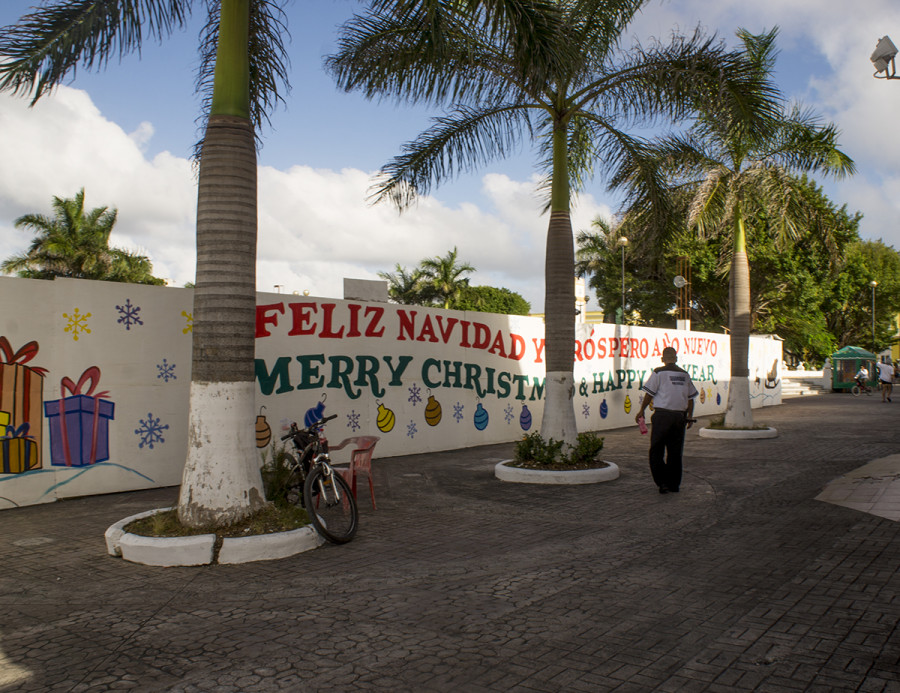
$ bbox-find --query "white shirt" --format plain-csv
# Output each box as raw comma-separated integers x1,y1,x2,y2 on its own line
641,365,699,411
877,362,893,382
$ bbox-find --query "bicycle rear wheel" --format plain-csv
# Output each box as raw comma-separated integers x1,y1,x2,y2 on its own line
851,385,861,397
304,466,358,544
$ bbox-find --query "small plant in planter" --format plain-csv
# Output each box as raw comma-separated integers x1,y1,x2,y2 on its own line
511,431,605,471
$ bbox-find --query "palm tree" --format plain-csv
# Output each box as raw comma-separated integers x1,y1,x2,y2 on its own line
3,188,164,285
0,0,575,522
420,247,474,309
328,0,779,446
378,263,431,304
0,0,290,526
624,30,854,429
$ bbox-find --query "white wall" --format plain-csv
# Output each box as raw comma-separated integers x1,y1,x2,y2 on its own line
0,277,781,509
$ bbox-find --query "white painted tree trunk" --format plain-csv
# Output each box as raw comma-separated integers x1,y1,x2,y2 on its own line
724,377,754,428
540,371,578,446
178,381,266,527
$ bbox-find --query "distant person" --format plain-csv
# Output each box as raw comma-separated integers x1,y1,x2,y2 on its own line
855,364,869,389
634,347,698,494
877,358,893,403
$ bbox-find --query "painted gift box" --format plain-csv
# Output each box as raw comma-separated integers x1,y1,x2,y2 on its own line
0,337,46,473
1,423,38,474
44,367,115,467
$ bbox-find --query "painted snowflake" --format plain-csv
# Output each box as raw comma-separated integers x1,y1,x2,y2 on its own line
135,413,169,450
63,308,92,341
504,404,514,424
116,298,143,330
582,402,591,419
407,420,418,439
407,382,423,406
346,410,361,432
181,310,193,334
453,402,464,423
156,359,177,382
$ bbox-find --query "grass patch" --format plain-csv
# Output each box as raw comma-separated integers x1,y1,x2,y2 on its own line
124,503,309,539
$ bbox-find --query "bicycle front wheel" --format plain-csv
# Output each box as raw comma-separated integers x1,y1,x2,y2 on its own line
304,466,358,544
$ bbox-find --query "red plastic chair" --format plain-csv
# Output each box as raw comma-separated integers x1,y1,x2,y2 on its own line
330,436,380,509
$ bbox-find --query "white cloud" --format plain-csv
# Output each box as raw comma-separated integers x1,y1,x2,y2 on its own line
0,86,609,309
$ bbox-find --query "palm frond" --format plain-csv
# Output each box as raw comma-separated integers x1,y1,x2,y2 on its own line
0,0,193,103
370,104,535,208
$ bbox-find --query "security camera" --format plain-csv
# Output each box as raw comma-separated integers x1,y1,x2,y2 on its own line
871,36,898,74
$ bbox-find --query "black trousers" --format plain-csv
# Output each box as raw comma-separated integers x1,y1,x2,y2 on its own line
648,409,686,490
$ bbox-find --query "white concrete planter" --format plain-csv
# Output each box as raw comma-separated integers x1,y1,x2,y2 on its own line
105,508,322,567
495,459,619,484
698,426,778,439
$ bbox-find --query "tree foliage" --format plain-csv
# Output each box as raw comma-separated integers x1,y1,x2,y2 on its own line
2,188,165,285
577,176,900,367
378,247,530,314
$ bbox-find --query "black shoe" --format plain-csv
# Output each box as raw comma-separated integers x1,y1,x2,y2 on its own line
659,486,669,494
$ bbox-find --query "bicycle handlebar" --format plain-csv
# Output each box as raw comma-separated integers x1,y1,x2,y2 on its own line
280,413,338,441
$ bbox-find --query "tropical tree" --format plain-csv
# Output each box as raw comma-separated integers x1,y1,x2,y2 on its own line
2,188,165,285
420,247,474,309
0,0,582,523
378,263,431,304
328,0,779,446
622,30,855,428
455,285,531,315
0,0,290,527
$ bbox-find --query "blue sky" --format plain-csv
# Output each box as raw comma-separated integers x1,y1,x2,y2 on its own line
0,0,898,310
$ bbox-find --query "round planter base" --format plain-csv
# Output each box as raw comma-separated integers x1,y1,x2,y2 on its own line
105,508,323,566
698,426,778,439
495,460,619,485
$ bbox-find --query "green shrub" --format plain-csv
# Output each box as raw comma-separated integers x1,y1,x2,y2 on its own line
514,431,604,467
259,444,297,507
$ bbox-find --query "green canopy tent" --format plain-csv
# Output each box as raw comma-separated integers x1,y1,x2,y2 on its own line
830,346,877,391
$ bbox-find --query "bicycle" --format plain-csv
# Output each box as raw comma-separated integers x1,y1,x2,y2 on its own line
280,414,358,544
851,379,874,397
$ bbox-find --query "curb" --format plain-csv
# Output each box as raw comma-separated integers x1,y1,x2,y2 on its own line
105,508,322,567
698,426,778,439
494,459,620,484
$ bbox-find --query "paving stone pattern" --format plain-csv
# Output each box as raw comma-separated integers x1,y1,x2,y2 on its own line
1,395,899,692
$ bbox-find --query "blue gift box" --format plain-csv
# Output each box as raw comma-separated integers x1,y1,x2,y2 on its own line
44,395,115,467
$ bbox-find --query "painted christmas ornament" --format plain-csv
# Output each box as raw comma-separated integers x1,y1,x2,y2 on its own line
376,402,396,433
474,403,489,431
519,404,533,431
700,389,706,404
716,392,721,405
599,399,608,419
255,408,271,448
624,395,632,414
425,394,442,426
304,400,326,427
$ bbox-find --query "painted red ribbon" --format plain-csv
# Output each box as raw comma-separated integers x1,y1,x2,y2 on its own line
58,367,108,467
0,337,48,374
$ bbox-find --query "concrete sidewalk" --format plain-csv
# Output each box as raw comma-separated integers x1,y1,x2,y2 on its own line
1,394,899,692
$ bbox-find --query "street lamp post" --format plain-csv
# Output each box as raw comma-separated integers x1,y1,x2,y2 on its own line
871,280,878,353
617,236,628,324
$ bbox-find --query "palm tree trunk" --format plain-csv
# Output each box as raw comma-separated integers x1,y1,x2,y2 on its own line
178,0,266,528
540,125,578,447
725,212,754,428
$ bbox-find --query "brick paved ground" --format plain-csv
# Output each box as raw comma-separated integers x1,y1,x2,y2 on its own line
1,394,899,692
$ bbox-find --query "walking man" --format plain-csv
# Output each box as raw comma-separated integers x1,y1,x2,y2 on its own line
877,357,893,403
634,347,698,494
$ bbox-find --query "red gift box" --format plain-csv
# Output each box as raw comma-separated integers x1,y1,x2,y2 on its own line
0,337,46,473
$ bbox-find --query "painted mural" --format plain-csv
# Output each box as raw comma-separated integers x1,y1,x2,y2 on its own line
0,276,781,510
